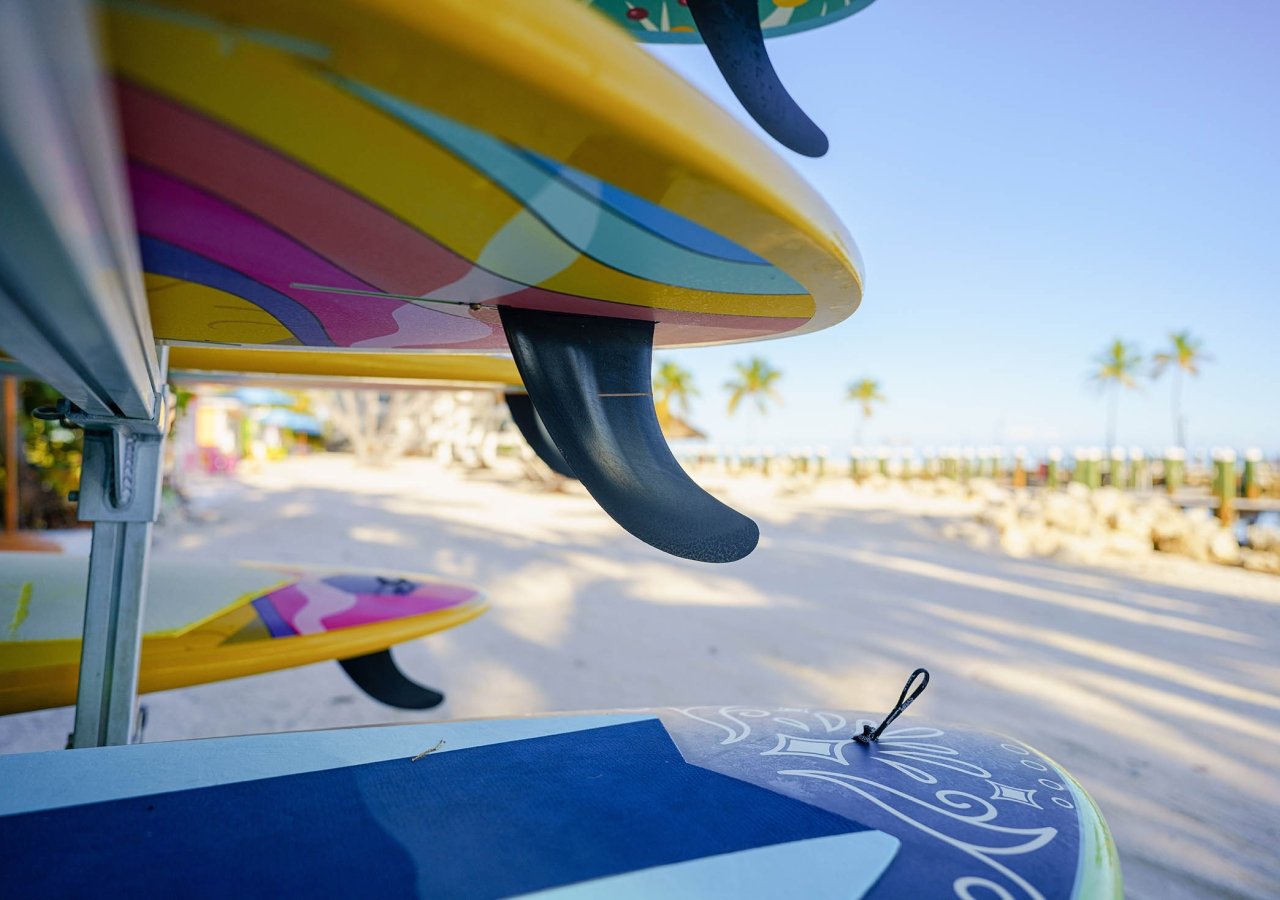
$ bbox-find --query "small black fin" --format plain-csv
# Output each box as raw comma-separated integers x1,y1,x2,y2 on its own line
686,0,828,157
505,392,576,479
499,307,759,563
338,650,444,710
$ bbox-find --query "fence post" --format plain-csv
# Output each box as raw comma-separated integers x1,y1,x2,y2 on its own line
1212,448,1236,525
1163,447,1185,494
1243,448,1261,499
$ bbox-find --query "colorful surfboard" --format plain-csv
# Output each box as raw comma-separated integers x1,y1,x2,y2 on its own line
0,707,1120,898
100,0,866,563
0,554,486,714
105,0,861,358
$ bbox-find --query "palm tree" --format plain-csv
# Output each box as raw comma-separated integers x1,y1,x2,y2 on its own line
725,357,782,443
1152,330,1208,450
652,359,699,434
846,377,885,445
1091,339,1143,455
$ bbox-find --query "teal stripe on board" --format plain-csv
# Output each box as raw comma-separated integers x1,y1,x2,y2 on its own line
520,831,900,899
522,150,768,264
339,79,805,296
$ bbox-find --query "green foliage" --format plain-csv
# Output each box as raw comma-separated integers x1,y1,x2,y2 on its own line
1152,330,1208,379
652,359,699,417
846,377,886,420
1151,330,1209,448
1091,339,1144,391
4,382,83,529
724,357,782,416
1090,339,1143,453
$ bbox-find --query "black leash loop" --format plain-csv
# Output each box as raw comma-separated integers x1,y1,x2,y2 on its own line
855,668,930,744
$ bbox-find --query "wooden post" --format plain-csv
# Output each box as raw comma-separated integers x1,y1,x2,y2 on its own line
1243,448,1262,500
1213,448,1236,525
1164,447,1185,495
987,448,1003,480
1012,448,1028,488
1109,447,1126,489
1075,448,1101,489
1045,447,1061,490
1129,448,1148,491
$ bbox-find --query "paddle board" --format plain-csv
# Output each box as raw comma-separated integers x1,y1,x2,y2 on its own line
104,0,861,358
0,706,1121,897
97,0,868,562
0,553,486,714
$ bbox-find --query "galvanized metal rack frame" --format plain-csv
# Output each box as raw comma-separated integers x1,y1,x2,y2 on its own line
0,0,165,747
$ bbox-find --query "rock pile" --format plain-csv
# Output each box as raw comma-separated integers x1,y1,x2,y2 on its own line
931,479,1280,572
1244,524,1280,574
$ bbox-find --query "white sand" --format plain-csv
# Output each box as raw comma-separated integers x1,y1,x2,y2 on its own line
2,454,1277,899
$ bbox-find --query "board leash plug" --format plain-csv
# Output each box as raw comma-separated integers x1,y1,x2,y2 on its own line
855,667,931,744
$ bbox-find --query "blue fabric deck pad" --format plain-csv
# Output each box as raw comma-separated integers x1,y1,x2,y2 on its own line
658,707,1086,899
0,718,880,899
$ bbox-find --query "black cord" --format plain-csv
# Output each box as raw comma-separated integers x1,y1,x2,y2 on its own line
855,668,930,744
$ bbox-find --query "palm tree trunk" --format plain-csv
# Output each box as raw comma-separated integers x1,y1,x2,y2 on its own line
1106,387,1117,456
1173,367,1185,450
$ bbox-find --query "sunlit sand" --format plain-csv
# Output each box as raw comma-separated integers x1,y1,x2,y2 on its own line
2,453,1276,898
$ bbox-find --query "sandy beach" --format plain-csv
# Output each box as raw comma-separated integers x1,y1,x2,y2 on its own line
2,454,1277,899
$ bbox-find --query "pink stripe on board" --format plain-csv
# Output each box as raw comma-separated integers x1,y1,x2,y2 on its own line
267,583,359,636
265,581,476,634
117,82,475,296
118,83,809,347
129,163,490,346
320,584,477,632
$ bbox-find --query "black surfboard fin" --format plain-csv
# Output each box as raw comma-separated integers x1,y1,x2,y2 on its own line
686,0,828,157
499,307,759,563
505,391,576,479
338,649,444,710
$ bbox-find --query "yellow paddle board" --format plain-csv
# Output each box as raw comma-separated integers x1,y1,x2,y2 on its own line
0,554,486,714
102,0,862,382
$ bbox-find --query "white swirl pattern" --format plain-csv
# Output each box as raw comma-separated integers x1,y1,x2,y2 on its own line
669,707,1073,900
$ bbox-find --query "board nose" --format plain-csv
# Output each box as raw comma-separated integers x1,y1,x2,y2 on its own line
499,307,760,563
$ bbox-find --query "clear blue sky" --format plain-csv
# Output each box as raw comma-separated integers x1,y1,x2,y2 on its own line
647,0,1279,455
